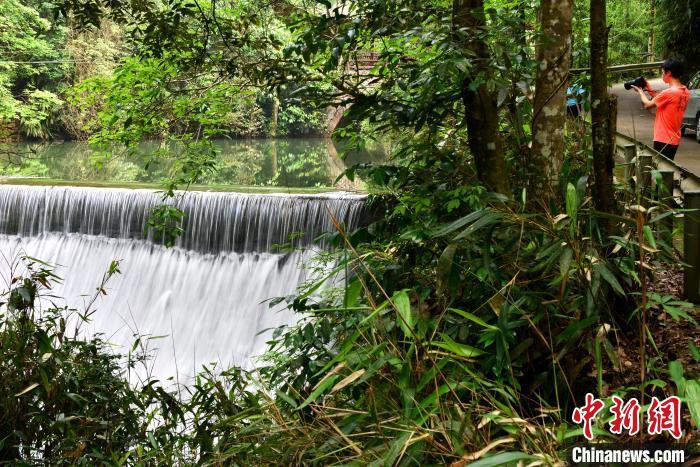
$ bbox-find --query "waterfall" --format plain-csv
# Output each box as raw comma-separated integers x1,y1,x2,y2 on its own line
0,185,365,379
0,185,365,252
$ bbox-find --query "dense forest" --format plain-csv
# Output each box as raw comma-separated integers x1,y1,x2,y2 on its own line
0,0,684,143
0,0,330,141
1,0,700,465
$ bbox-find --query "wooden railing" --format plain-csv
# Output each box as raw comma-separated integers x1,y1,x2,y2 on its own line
345,52,381,74
571,61,664,75
614,132,700,302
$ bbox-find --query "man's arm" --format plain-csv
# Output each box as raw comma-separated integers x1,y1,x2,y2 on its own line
632,85,657,109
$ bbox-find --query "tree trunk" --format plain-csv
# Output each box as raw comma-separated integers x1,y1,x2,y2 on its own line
453,0,510,196
270,94,279,138
648,0,656,62
506,0,528,147
590,0,617,216
530,0,573,202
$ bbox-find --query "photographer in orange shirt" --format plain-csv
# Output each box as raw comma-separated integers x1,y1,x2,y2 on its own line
632,59,690,160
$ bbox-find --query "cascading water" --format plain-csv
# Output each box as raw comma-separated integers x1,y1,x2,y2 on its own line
0,185,365,379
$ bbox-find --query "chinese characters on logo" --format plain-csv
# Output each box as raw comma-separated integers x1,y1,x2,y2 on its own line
572,393,682,440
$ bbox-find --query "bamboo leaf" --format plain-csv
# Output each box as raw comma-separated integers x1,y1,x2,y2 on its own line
594,263,625,295
15,382,40,397
566,182,577,217
433,333,485,358
643,225,657,249
297,375,340,410
555,316,598,344
448,308,498,330
275,390,298,409
685,380,700,427
431,209,486,237
377,432,412,467
331,369,366,393
468,451,536,467
436,243,457,297
393,290,414,337
689,341,700,362
453,212,503,240
559,247,573,276
344,279,362,308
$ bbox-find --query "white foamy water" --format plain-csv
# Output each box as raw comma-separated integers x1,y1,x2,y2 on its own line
0,186,365,380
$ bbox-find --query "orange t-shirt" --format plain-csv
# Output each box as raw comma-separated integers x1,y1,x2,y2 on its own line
653,85,690,145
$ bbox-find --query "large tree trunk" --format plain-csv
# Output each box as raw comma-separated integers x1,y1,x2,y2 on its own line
530,0,573,202
590,0,617,216
453,0,510,196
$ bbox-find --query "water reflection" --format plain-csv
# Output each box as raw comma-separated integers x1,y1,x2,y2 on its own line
0,138,384,190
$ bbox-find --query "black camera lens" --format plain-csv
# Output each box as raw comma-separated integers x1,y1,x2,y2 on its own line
624,76,648,90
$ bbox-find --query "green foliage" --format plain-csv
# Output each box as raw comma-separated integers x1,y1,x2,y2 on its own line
607,0,659,65
1,0,696,464
0,0,68,139
658,0,700,73
0,257,144,463
572,0,660,68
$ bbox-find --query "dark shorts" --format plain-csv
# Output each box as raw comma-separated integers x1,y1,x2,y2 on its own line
653,141,679,160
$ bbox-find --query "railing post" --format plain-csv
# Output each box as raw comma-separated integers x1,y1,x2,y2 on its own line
657,170,674,247
684,191,700,303
637,153,653,200
623,144,636,187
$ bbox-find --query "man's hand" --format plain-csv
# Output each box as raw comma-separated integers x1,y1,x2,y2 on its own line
632,85,656,109
631,85,648,96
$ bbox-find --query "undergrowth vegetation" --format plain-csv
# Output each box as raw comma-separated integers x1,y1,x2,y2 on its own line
2,134,697,464
2,0,700,465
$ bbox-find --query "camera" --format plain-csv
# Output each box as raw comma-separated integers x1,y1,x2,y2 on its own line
624,76,648,90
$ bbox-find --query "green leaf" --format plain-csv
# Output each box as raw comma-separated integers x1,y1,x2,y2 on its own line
649,211,674,224
453,212,503,240
433,334,485,358
148,432,157,449
689,341,700,362
297,375,340,410
344,279,362,308
662,304,694,323
275,390,298,409
594,333,603,396
643,225,657,249
594,263,625,295
559,247,573,276
468,452,536,467
296,262,347,302
669,360,685,387
436,244,457,298
685,380,700,427
566,182,577,217
448,308,498,330
410,384,451,424
644,379,667,389
555,316,598,344
378,432,412,467
431,209,485,237
393,290,414,337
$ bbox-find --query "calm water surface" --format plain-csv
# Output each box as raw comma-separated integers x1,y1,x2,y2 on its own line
0,138,384,190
